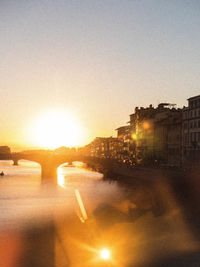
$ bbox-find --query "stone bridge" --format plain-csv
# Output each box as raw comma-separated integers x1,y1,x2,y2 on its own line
11,151,82,183
9,151,115,183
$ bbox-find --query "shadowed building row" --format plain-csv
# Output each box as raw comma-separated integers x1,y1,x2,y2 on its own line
81,95,200,167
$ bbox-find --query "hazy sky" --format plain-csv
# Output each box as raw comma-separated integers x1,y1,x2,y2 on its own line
0,0,200,149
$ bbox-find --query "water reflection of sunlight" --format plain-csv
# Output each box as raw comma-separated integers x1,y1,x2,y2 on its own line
57,164,103,187
18,160,40,167
73,161,84,167
57,168,65,188
2,158,200,267
57,164,90,223
0,160,13,166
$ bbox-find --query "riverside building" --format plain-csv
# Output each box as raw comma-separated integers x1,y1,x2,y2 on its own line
182,95,200,164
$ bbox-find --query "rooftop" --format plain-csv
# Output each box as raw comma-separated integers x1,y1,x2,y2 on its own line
187,95,200,101
115,125,130,131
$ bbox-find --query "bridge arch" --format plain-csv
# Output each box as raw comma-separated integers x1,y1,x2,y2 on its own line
10,152,110,183
12,153,81,183
12,158,41,167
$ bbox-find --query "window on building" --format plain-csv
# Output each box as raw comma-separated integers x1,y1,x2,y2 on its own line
184,111,187,119
192,132,196,142
198,132,200,142
195,132,198,142
185,133,188,145
190,132,193,142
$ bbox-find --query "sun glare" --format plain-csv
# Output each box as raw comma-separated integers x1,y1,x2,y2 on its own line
100,249,110,260
30,110,84,149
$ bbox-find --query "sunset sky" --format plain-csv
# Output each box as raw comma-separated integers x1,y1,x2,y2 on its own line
0,0,200,150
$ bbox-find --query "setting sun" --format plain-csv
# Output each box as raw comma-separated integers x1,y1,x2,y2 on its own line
29,110,84,149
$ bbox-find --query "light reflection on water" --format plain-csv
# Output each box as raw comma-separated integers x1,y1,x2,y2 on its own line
57,163,103,188
0,160,200,267
0,160,41,190
0,160,106,230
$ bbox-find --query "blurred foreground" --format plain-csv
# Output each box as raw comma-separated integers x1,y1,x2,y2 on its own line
0,161,200,267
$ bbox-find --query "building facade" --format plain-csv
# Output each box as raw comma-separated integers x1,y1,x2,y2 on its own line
80,94,200,168
115,126,133,163
82,137,121,159
182,95,200,163
129,103,182,166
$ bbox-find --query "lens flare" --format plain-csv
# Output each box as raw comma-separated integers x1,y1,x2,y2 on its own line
75,189,88,222
132,133,137,140
100,249,110,260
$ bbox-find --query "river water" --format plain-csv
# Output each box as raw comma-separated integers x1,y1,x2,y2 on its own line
0,160,200,267
0,160,107,230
